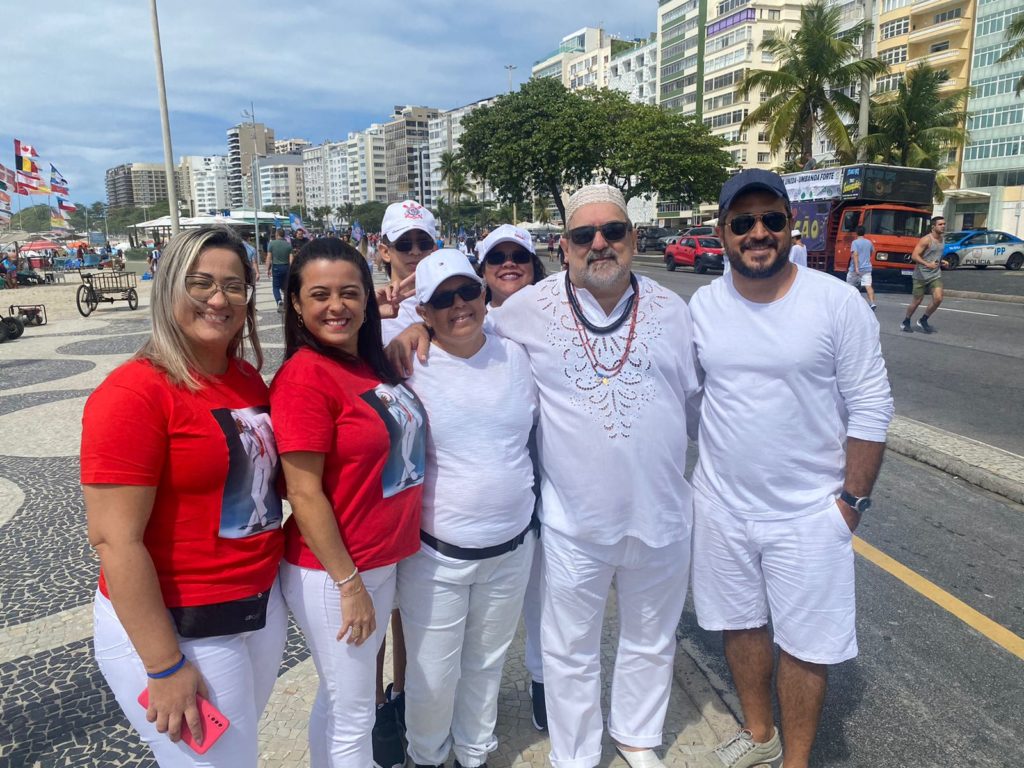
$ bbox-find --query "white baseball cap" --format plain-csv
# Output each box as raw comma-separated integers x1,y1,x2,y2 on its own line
479,224,536,262
791,229,802,237
382,200,438,242
415,249,483,305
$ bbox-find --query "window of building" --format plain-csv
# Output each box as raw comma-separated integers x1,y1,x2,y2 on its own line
974,41,1017,69
933,8,962,24
977,8,1020,37
875,72,905,92
717,0,750,17
707,9,756,39
757,152,771,163
762,51,775,62
963,135,1024,160
705,68,747,93
880,17,910,39
705,91,737,111
707,26,751,54
703,109,748,128
968,104,1024,131
929,40,950,54
882,0,909,11
971,69,1024,96
879,45,908,65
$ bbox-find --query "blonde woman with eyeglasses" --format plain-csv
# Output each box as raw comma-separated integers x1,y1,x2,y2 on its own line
82,227,287,767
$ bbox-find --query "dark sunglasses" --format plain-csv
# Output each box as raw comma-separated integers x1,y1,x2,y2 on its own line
567,221,631,246
427,282,483,309
727,212,789,236
392,235,436,253
484,248,532,266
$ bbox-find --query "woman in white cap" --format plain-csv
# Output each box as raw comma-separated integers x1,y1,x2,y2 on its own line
399,249,538,768
377,200,439,344
475,224,548,730
476,224,547,309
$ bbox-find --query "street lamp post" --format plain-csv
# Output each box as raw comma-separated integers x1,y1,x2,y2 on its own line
504,64,517,94
149,0,179,234
243,104,262,249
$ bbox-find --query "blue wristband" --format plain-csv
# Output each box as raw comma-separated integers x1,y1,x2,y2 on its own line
147,654,186,679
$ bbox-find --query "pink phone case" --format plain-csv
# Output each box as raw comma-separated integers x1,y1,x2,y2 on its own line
137,689,230,754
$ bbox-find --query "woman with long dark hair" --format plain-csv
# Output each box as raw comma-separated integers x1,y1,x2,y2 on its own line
270,237,427,767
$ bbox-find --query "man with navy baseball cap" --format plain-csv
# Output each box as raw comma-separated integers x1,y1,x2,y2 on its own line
689,169,893,768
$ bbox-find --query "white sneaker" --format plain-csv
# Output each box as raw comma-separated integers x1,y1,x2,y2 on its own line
615,746,666,768
695,729,782,767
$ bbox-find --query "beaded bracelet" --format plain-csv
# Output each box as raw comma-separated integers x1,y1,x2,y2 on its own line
333,567,359,589
147,653,187,680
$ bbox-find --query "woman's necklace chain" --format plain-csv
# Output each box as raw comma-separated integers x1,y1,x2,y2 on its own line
565,272,641,386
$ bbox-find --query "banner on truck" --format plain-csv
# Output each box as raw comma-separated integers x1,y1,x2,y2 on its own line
783,168,842,202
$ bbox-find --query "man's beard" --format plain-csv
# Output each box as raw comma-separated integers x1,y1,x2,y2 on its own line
571,247,630,293
726,238,790,280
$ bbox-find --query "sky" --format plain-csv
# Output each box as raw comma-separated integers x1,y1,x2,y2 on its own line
1,0,656,206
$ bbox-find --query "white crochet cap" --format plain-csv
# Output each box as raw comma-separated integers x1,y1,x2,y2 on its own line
565,184,629,227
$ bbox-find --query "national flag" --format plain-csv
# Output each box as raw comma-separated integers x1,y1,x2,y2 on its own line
351,220,364,243
51,207,71,230
14,139,39,159
16,156,39,174
58,197,77,212
50,164,69,195
0,191,10,205
0,164,15,191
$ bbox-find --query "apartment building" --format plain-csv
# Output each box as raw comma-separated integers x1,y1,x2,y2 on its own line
275,138,311,155
428,97,499,206
609,37,659,105
346,125,388,205
257,154,304,211
384,106,439,204
177,155,229,216
105,163,170,209
227,122,276,208
950,0,1024,232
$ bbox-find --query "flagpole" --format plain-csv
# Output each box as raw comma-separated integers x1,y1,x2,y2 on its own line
150,0,179,235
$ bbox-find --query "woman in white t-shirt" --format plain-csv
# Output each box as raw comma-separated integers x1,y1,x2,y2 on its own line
399,249,538,768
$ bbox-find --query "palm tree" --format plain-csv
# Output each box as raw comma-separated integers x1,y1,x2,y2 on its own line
738,0,889,165
998,12,1024,96
446,169,474,233
859,63,969,196
335,202,355,226
438,151,463,205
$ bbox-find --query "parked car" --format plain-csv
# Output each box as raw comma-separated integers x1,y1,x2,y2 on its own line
942,230,1024,270
653,235,681,254
665,236,724,273
682,225,715,237
637,227,678,253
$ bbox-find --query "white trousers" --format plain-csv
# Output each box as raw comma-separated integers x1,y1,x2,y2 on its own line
541,527,690,768
93,580,287,768
280,561,396,768
523,532,545,684
398,536,534,767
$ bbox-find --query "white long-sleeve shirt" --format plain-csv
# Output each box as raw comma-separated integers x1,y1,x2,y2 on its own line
689,267,894,521
491,272,701,547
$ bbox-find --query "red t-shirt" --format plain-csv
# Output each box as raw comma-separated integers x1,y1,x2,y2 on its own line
269,348,425,571
81,358,285,607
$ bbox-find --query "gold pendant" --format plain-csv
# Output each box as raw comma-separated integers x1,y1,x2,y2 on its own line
602,377,609,385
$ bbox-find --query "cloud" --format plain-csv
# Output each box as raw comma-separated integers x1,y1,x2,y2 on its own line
2,0,656,203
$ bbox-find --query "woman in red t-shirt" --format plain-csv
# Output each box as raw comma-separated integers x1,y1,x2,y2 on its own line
82,227,286,767
270,237,426,767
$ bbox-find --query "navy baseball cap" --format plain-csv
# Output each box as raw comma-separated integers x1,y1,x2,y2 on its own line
718,169,790,217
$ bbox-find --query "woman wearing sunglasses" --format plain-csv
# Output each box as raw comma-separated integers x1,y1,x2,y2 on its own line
377,200,439,344
399,249,538,768
82,227,286,767
476,224,547,309
269,238,427,767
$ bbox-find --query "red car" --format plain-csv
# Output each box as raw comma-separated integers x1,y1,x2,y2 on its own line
665,236,724,274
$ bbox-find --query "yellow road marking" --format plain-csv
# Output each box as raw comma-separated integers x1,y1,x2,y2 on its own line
853,537,1024,661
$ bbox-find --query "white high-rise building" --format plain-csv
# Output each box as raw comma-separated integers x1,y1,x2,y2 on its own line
257,154,304,211
345,125,388,205
178,155,229,216
227,123,275,208
302,145,328,211
428,97,499,206
609,37,659,105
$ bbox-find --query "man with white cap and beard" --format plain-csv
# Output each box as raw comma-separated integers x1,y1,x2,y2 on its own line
389,183,701,768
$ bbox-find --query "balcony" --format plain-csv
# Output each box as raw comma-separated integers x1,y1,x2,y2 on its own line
908,17,969,43
911,0,963,15
915,47,965,68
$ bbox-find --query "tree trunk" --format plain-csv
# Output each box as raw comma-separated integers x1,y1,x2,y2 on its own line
550,183,566,226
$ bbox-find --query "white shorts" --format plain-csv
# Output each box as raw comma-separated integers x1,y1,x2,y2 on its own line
846,271,872,287
691,492,857,664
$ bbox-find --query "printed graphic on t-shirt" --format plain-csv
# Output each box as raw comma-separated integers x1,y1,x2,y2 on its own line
210,406,284,538
360,384,426,498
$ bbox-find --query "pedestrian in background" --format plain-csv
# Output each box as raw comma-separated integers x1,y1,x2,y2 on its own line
901,215,945,333
788,229,807,268
266,229,293,312
270,237,426,768
82,227,286,767
848,226,877,310
690,169,893,768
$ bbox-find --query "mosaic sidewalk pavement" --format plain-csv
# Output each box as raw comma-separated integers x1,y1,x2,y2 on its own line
0,276,737,767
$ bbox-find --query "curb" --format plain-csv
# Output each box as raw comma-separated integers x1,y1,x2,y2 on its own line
885,417,1024,506
942,289,1024,304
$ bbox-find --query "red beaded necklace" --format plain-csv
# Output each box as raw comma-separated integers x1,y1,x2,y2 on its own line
566,277,641,386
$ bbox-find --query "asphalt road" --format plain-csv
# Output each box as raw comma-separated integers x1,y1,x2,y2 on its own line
632,259,1024,455
636,259,1024,766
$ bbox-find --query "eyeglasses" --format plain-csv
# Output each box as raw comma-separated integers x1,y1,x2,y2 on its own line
392,235,436,253
426,282,483,309
484,248,532,266
727,212,789,236
567,221,631,247
184,275,254,305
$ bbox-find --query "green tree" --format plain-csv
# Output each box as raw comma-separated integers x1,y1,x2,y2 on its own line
458,78,606,223
997,12,1024,96
352,201,388,234
446,168,474,233
738,0,888,165
336,202,356,225
9,204,50,233
580,87,731,211
859,63,969,197
312,205,333,228
438,151,462,206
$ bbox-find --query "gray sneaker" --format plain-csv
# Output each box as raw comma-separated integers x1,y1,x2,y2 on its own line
916,316,935,334
696,729,782,768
